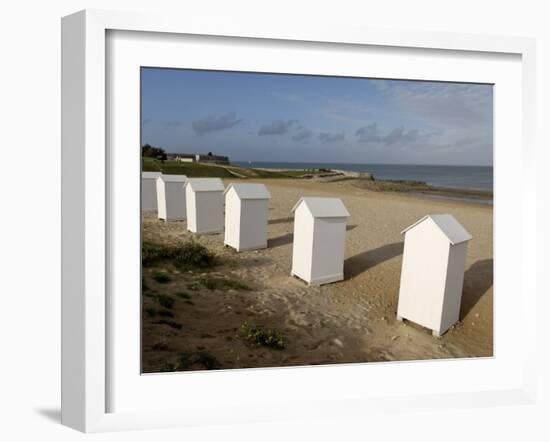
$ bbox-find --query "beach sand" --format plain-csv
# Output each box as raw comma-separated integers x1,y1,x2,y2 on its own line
142,178,493,372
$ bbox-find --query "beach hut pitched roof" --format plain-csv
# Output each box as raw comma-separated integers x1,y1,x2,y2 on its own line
184,178,225,192
159,174,187,182
142,171,162,178
291,197,350,218
401,214,472,245
224,183,271,199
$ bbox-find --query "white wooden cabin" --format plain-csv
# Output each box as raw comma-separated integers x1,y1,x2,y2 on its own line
142,171,162,211
397,214,473,337
156,174,188,221
184,178,225,234
291,197,350,285
224,183,271,251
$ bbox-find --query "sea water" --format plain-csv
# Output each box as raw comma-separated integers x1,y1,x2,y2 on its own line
235,162,493,192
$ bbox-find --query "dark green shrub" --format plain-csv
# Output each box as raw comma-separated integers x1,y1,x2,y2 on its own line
240,323,285,350
172,241,217,269
198,276,218,290
144,307,158,317
194,351,221,370
159,362,176,372
197,276,251,291
152,271,171,283
222,279,252,291
155,294,175,309
142,241,216,269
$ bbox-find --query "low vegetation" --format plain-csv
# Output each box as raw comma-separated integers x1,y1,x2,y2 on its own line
155,319,182,330
159,351,221,372
142,157,235,178
240,323,286,350
142,240,217,269
144,307,158,318
353,176,493,199
142,157,329,179
154,294,175,309
151,271,171,284
197,276,252,291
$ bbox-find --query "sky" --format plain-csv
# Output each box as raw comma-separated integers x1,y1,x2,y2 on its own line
141,68,493,166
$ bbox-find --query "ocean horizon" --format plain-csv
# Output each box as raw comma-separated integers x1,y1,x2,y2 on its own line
233,161,493,192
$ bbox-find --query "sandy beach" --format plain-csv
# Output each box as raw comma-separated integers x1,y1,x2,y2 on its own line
141,178,493,372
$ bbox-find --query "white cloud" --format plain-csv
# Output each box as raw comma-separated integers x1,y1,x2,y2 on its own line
360,81,493,163
292,125,313,142
258,120,296,136
319,131,345,144
192,112,242,135
373,81,492,128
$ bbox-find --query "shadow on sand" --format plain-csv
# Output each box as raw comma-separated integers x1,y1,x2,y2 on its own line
344,242,404,279
268,216,293,225
460,258,493,319
268,225,358,249
268,233,293,248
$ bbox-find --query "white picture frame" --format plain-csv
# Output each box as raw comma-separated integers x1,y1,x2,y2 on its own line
61,9,537,433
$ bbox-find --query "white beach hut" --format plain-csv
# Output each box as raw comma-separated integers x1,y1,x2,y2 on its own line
142,171,162,211
290,197,350,285
224,183,271,251
156,174,188,221
397,214,473,337
184,178,225,234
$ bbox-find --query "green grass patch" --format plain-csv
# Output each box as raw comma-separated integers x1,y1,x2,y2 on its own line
192,351,221,370
155,294,175,309
143,241,217,269
158,362,177,372
197,276,251,291
152,271,171,283
144,307,158,317
142,157,331,180
240,323,286,350
197,276,218,290
142,157,235,178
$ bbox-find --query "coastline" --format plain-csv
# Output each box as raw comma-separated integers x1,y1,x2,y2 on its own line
256,166,494,205
236,161,493,191
143,158,493,205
